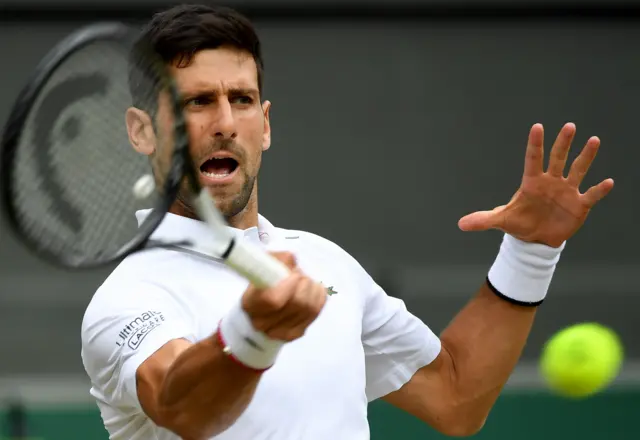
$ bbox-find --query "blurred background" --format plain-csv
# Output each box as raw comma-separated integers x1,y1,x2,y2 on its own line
0,0,639,439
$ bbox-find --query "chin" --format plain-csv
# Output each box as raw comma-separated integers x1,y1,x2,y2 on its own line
207,189,247,215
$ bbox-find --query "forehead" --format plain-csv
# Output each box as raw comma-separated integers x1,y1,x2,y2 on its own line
169,47,259,93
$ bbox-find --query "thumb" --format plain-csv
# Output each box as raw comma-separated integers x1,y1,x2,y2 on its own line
458,207,504,232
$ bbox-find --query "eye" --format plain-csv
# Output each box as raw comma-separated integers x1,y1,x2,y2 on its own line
231,95,253,105
184,96,212,108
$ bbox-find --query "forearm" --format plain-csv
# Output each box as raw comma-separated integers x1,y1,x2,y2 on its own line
440,282,536,423
158,334,261,439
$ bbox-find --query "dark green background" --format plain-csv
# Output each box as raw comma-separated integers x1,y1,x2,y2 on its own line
2,390,638,440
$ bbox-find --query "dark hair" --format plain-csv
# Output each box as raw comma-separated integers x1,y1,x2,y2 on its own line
129,4,264,112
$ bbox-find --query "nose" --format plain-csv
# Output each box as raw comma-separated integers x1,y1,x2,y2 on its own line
213,99,237,140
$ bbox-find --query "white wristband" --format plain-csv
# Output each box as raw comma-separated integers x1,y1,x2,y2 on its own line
487,234,565,306
218,301,284,371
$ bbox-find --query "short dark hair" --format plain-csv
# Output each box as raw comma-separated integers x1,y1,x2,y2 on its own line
129,4,264,112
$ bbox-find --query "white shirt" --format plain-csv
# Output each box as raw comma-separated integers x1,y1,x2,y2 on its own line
81,213,441,440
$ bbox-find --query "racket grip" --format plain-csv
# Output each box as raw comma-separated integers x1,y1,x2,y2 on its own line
224,240,290,289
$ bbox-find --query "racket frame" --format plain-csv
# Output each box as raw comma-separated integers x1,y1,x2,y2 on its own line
0,22,184,269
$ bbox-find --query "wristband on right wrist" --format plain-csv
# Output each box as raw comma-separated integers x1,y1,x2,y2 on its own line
217,300,284,372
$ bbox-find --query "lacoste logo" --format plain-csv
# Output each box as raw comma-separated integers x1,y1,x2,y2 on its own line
319,282,337,296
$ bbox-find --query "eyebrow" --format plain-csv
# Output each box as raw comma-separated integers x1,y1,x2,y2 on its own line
182,86,259,97
228,87,259,96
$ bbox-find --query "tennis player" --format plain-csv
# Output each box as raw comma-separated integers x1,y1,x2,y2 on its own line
81,4,614,440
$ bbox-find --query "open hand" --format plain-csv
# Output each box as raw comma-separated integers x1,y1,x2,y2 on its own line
458,123,614,247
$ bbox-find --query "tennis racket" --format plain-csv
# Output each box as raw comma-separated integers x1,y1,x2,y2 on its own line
0,22,290,289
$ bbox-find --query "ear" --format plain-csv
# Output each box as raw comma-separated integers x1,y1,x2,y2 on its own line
125,107,156,156
261,100,272,151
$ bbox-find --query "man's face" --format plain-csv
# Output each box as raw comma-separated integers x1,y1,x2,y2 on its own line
128,47,271,220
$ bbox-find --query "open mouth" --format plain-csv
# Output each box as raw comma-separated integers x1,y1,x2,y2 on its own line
199,157,239,180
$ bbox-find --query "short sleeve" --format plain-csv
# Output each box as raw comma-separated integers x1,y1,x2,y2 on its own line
362,281,441,402
81,280,198,411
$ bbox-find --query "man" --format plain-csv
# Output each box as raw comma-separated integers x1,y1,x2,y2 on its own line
81,4,614,440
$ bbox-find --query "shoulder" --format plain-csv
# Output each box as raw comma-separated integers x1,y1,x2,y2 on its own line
80,250,200,374
81,249,193,340
84,249,181,307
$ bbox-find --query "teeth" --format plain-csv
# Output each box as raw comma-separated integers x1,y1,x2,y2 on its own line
202,171,230,178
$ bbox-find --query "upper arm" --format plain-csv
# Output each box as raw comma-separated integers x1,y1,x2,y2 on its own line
382,345,489,436
381,347,456,430
81,281,198,413
361,281,464,433
361,280,441,402
135,338,193,424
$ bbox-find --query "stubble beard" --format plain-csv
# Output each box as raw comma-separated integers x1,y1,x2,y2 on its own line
173,169,257,222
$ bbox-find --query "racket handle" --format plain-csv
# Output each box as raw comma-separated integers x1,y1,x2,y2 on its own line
224,240,290,289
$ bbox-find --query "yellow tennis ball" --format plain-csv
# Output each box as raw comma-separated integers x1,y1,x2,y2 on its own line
539,322,623,399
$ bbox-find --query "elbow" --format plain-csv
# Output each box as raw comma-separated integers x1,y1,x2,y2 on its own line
432,414,487,437
427,398,489,437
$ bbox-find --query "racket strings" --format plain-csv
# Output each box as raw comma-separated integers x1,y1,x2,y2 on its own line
8,38,177,264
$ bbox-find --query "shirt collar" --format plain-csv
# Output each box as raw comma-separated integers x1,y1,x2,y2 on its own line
135,209,277,248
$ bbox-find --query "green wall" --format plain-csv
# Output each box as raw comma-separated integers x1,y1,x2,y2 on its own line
369,389,638,439
2,390,638,440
